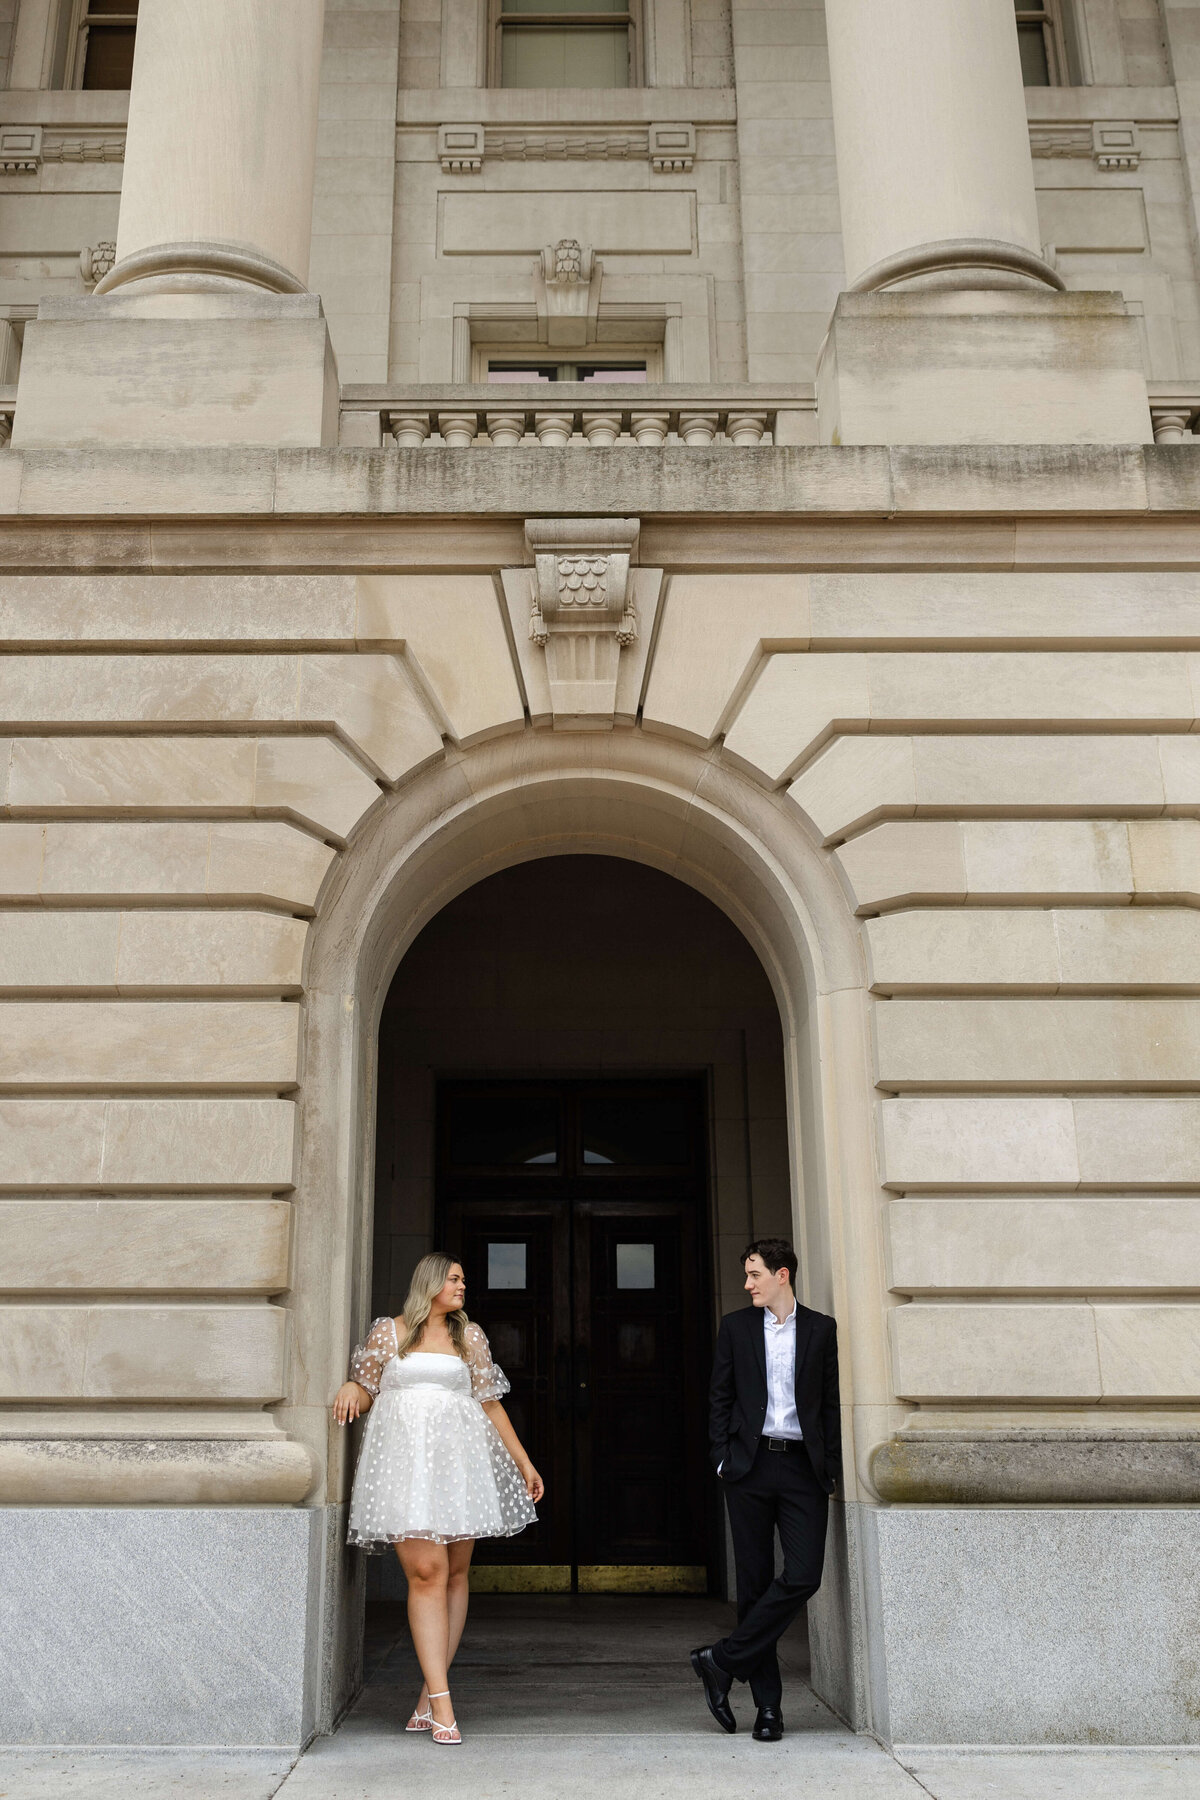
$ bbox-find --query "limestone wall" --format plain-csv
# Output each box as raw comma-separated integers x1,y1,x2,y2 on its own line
3,1,1200,388
0,457,1196,1519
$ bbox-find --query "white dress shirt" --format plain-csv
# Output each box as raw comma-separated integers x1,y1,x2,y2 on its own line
762,1301,803,1439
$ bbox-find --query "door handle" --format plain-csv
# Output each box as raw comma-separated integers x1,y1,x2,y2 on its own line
555,1345,570,1420
575,1344,591,1416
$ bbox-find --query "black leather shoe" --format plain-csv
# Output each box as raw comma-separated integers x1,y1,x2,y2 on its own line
752,1705,784,1741
690,1646,736,1733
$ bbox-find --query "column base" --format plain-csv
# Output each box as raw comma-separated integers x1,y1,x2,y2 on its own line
816,288,1152,445
858,1504,1200,1746
12,291,339,450
0,1506,330,1746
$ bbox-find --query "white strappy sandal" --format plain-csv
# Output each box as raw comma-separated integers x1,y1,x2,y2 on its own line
428,1691,461,1745
405,1695,433,1732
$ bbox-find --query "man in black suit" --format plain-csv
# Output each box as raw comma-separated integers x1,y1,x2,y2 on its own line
690,1237,840,1742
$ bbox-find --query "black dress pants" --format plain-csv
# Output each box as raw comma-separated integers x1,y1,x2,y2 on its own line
714,1438,829,1709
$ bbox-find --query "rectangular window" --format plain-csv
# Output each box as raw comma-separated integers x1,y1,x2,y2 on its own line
486,360,648,382
494,0,635,88
1015,0,1077,87
67,0,138,89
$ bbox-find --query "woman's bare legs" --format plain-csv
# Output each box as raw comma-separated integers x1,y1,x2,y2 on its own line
398,1538,474,1728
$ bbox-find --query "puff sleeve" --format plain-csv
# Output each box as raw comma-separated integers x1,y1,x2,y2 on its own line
464,1321,511,1403
348,1316,395,1397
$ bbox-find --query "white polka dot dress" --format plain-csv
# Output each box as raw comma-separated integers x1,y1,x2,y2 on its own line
346,1317,538,1549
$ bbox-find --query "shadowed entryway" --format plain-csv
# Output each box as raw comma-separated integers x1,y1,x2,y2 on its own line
368,853,795,1606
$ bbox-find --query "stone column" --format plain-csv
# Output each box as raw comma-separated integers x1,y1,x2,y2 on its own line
816,0,1151,444
824,0,1058,294
98,0,325,296
13,0,340,447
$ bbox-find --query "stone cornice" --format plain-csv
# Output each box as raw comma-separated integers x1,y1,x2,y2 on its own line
0,444,1195,527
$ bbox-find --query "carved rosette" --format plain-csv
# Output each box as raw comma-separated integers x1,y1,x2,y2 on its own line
525,518,640,727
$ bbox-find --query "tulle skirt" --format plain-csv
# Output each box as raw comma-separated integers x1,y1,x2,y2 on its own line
347,1386,538,1548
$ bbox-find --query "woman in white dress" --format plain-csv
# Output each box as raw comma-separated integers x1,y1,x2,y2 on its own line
333,1251,543,1745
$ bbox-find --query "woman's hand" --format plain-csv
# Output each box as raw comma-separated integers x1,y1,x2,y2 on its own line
521,1462,545,1503
333,1380,370,1425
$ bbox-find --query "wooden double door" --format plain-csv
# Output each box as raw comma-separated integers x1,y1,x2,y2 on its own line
438,1078,714,1593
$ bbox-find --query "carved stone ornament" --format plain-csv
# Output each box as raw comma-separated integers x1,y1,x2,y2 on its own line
534,239,602,348
437,122,483,174
79,241,117,289
0,124,42,175
525,517,640,728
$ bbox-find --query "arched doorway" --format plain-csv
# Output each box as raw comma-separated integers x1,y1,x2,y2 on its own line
369,855,793,1598
296,732,883,1733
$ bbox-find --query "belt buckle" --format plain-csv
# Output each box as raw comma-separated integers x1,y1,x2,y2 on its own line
767,1437,786,1452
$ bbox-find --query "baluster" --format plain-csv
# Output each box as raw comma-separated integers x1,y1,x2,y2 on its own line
485,412,527,446
388,413,430,448
679,412,719,445
534,411,574,446
725,411,768,446
1152,409,1193,445
630,411,670,447
581,411,622,446
437,411,479,447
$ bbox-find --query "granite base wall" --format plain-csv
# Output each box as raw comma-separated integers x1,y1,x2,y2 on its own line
862,1505,1200,1746
0,1507,322,1746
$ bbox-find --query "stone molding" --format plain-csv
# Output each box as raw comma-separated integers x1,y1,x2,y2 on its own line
524,515,640,727
0,1436,317,1505
847,237,1066,295
1028,119,1141,169
871,1432,1200,1504
0,124,41,174
0,122,126,175
94,240,309,298
437,120,694,173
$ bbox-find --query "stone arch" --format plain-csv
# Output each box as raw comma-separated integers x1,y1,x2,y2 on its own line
293,728,887,1732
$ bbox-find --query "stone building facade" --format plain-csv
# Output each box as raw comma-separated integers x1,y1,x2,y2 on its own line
0,0,1197,1755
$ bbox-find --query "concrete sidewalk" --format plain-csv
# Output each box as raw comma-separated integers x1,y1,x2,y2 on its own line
1,1598,1197,1799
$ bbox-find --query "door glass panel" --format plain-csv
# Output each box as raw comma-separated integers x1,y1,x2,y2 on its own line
581,1094,691,1167
447,1094,559,1167
616,1242,655,1289
488,1241,528,1290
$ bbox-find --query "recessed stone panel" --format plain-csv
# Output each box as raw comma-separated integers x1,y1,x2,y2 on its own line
441,189,695,255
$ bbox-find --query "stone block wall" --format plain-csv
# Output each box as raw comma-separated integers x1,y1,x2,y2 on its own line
0,447,1195,1741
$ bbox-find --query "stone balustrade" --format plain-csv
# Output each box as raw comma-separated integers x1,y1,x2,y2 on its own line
338,383,817,449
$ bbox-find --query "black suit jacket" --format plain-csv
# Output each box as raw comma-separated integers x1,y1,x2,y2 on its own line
709,1302,841,1492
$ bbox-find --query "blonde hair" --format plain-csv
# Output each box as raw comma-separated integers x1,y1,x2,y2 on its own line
396,1251,469,1360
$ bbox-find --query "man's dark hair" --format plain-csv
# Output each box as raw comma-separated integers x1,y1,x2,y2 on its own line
742,1237,798,1285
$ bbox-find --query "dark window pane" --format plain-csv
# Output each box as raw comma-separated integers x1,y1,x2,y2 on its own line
1017,21,1050,84
447,1095,559,1167
82,24,137,87
88,0,138,13
506,0,626,12
487,365,558,382
580,1093,691,1167
579,365,647,382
